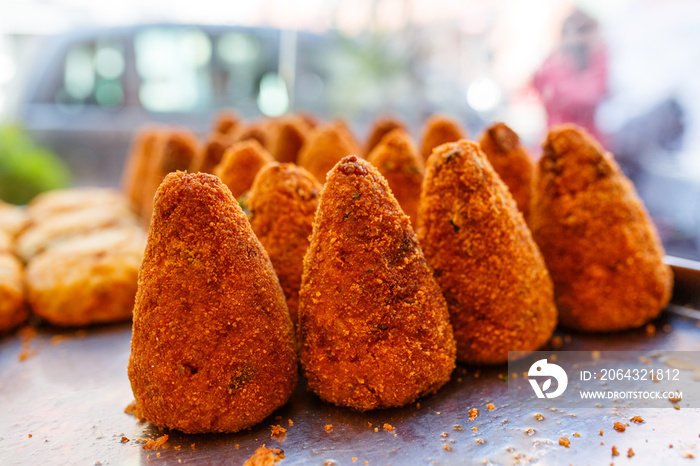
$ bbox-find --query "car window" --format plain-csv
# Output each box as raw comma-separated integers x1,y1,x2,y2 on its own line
134,27,213,113
54,37,126,111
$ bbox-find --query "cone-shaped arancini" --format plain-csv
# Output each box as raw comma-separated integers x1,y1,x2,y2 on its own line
420,114,467,162
141,129,200,220
121,127,163,214
366,128,424,224
213,139,274,198
197,133,234,174
212,109,241,135
299,156,456,410
479,122,534,221
268,115,310,164
530,125,672,331
128,172,297,434
417,140,556,364
297,122,361,183
364,115,406,156
248,163,321,325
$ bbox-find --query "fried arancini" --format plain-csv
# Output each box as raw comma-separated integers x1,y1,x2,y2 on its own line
419,114,467,162
364,116,406,156
366,128,423,225
247,163,321,325
231,120,271,149
478,122,534,221
530,125,672,331
0,254,27,332
26,227,146,326
213,139,274,198
299,156,456,410
17,204,140,262
267,115,310,164
197,133,235,174
297,122,361,183
212,109,241,136
417,140,556,364
121,127,163,213
141,129,201,220
128,172,297,434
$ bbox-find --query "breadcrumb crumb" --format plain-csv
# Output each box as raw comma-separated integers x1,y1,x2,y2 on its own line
325,425,333,433
613,422,626,432
559,437,570,448
143,435,169,450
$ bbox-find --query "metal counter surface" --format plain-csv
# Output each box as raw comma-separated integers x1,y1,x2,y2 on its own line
1,305,698,465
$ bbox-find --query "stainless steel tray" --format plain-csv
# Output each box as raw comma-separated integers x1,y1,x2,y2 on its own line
1,257,699,465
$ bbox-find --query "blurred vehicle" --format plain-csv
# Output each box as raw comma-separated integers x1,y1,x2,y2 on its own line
15,24,338,187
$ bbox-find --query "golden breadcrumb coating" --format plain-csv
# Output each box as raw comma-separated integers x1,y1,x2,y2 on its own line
478,122,534,221
366,128,424,225
213,139,274,198
420,114,467,162
268,115,310,164
0,254,27,332
248,163,321,325
417,140,556,364
530,125,673,331
141,129,201,220
17,204,140,262
26,227,146,326
121,127,163,214
212,110,241,136
364,116,406,156
299,155,456,410
128,172,297,433
231,120,272,149
197,133,235,174
297,122,361,183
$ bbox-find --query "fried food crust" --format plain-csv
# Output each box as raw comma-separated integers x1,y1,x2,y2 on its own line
198,133,234,174
141,130,201,220
128,172,297,433
297,122,361,183
26,227,145,326
478,122,534,221
530,125,672,331
268,116,310,164
364,116,406,156
0,254,27,332
417,140,556,364
420,114,467,162
247,163,321,325
366,128,424,225
213,139,273,198
121,127,163,214
299,156,456,410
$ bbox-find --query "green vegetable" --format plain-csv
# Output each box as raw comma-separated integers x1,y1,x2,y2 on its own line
0,125,71,205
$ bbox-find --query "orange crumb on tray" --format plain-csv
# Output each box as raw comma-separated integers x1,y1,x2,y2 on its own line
243,445,285,465
612,446,619,456
468,408,479,421
486,403,495,410
613,422,626,432
143,434,169,450
270,425,286,438
559,437,570,448
288,419,293,426
383,424,394,432
573,433,580,438
630,416,644,424
120,437,129,443
325,425,333,433
534,414,544,421
627,448,635,458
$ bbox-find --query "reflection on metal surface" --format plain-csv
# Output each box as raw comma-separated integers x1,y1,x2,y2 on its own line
1,307,699,464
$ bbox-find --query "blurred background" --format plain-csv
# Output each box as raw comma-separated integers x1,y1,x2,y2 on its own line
0,0,699,258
